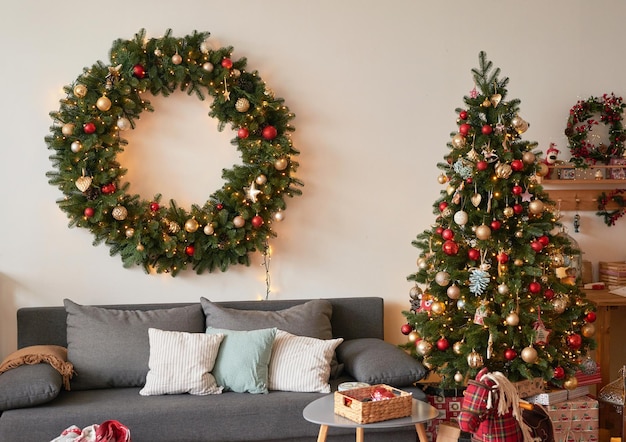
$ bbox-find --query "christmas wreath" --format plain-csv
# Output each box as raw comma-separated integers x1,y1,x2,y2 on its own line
565,93,626,165
45,29,302,275
596,189,626,226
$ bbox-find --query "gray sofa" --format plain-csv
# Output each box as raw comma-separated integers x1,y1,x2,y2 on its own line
0,297,428,442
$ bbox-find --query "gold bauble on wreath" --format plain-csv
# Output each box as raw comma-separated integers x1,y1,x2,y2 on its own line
45,29,303,275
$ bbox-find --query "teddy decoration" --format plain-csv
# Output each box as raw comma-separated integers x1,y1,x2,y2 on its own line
541,143,560,179
457,368,541,442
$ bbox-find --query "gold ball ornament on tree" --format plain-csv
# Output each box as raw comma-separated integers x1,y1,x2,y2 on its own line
111,205,128,221
73,84,87,98
536,163,549,177
256,174,267,185
437,173,448,184
96,96,112,111
475,224,492,240
203,224,214,235
235,97,250,113
453,341,464,355
233,216,246,228
454,372,464,383
125,228,135,238
503,206,514,218
563,376,579,390
521,346,538,363
452,134,466,148
528,199,544,215
552,297,567,314
522,151,536,164
447,283,461,299
505,311,520,326
467,350,484,368
408,331,420,343
45,29,302,275
582,323,596,338
431,301,446,315
184,218,199,233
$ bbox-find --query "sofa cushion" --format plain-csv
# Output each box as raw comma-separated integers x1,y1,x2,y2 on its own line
269,330,343,393
64,299,205,390
200,298,332,339
206,327,276,394
140,329,224,396
0,364,63,411
336,338,427,387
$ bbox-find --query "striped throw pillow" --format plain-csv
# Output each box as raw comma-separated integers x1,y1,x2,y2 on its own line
268,330,343,393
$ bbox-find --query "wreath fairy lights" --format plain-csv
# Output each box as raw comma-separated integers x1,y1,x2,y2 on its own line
45,29,302,276
565,93,626,165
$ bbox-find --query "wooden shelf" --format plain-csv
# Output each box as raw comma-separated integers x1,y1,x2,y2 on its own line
539,164,626,211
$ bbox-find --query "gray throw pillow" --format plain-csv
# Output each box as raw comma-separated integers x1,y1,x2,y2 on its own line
200,298,333,339
336,338,427,387
64,299,205,390
0,364,62,411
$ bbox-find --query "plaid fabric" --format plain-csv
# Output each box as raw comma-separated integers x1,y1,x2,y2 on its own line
459,368,524,442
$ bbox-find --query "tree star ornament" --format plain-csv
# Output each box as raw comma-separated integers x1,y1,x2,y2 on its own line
246,181,262,203
45,29,303,275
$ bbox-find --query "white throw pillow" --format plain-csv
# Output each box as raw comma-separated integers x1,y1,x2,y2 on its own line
268,330,343,393
140,328,224,396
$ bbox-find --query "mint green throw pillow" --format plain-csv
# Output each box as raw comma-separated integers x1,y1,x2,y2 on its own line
207,327,276,394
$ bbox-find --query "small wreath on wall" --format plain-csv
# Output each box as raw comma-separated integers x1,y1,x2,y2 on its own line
565,93,626,166
596,189,626,226
45,29,302,276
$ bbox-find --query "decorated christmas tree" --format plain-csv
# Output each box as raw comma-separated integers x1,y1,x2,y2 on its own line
401,52,597,389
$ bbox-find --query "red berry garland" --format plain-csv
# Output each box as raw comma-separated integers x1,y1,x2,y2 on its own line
565,93,626,165
596,189,626,226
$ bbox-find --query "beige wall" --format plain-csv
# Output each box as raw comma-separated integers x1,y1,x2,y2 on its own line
2,0,626,359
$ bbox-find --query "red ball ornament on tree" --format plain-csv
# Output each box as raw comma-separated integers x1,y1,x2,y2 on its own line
459,123,471,136
216,203,224,211
251,215,264,228
554,366,565,380
497,252,509,264
401,323,413,335
490,219,502,231
442,240,459,256
544,288,555,300
262,125,278,140
101,183,116,195
185,245,195,257
221,58,233,69
436,337,450,351
84,207,95,218
538,235,550,246
435,226,444,235
439,201,448,212
481,124,493,135
83,122,96,134
149,202,160,212
512,185,523,196
476,161,488,171
567,333,582,350
441,228,455,240
586,311,597,323
530,240,543,252
468,248,480,261
237,127,249,139
459,110,468,120
132,64,146,79
529,281,542,294
513,203,524,215
504,348,517,361
511,159,524,171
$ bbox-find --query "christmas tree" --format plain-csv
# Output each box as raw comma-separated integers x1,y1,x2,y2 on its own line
402,52,596,389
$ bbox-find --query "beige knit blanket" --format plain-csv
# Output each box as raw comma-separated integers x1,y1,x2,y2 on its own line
0,345,74,390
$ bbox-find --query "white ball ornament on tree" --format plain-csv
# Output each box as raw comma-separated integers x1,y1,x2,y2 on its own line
125,228,135,238
274,158,288,171
171,53,182,65
202,62,214,72
203,224,215,235
233,216,245,228
272,211,285,222
447,283,461,299
454,372,464,383
454,210,469,226
256,174,267,185
184,218,199,233
497,283,510,295
117,117,131,131
435,271,451,286
71,140,83,153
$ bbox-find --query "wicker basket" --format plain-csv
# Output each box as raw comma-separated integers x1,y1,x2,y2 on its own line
599,261,626,286
334,384,412,424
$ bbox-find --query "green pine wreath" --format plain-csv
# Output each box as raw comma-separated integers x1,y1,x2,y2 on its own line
45,29,302,276
565,93,626,165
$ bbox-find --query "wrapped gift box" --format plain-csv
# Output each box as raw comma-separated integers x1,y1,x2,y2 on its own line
423,385,465,442
515,377,544,398
547,396,599,442
526,388,568,405
574,365,601,387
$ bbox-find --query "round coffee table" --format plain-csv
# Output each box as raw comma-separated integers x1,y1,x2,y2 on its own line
303,394,438,442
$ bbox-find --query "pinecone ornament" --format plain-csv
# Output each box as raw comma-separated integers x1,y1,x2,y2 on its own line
84,187,101,200
237,74,255,93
